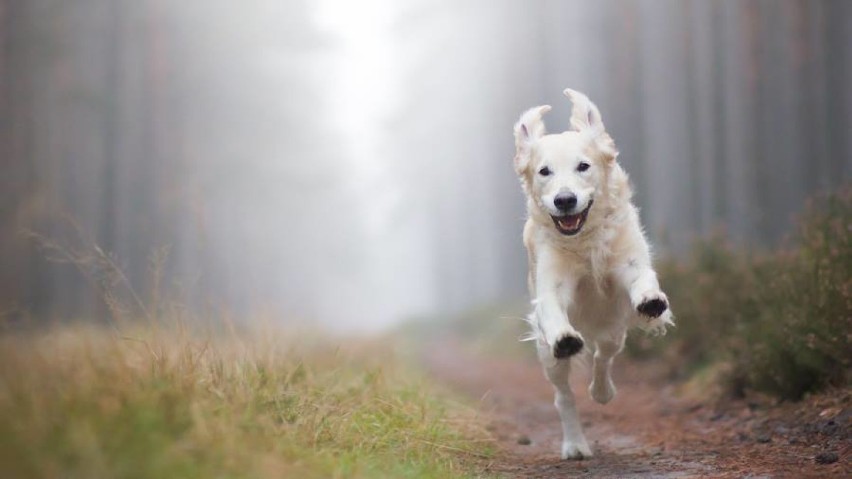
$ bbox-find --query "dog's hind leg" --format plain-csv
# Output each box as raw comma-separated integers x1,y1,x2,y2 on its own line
539,349,592,459
588,335,625,405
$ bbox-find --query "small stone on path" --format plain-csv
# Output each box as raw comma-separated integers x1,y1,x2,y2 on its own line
814,451,838,465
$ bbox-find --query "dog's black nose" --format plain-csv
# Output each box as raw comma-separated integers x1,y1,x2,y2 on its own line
554,193,577,212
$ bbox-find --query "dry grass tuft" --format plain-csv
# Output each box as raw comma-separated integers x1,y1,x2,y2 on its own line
10,217,496,478
0,324,494,478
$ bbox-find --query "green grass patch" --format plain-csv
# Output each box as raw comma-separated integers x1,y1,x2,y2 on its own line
0,325,494,479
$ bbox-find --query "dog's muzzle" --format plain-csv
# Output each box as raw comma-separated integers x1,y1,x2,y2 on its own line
551,200,593,235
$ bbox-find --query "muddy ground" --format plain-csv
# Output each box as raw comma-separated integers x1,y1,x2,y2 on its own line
424,339,851,478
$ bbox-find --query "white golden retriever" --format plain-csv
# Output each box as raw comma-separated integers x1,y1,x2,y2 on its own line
514,89,674,459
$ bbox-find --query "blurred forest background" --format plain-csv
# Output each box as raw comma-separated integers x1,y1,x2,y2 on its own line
2,0,851,329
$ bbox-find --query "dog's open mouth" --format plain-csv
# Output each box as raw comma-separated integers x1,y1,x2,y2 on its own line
551,201,593,235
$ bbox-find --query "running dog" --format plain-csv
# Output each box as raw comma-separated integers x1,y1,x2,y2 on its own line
514,88,674,459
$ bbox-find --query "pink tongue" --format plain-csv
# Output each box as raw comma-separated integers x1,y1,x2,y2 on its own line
560,216,579,229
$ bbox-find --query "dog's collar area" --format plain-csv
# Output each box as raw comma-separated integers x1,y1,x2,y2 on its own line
551,200,593,236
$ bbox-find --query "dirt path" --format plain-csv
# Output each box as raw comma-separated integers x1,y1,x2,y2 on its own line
423,339,851,478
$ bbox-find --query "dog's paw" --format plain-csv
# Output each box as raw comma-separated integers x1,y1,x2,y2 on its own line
637,309,674,336
589,377,616,405
553,333,584,359
635,291,669,318
561,440,593,460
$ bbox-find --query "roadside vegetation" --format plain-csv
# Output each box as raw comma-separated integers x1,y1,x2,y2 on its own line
0,323,494,479
629,186,852,400
1,230,494,479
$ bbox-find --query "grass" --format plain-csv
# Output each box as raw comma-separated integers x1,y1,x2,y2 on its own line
628,186,852,400
11,218,496,478
0,323,495,479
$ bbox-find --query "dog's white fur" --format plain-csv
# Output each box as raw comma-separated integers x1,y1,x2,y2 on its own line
514,89,673,459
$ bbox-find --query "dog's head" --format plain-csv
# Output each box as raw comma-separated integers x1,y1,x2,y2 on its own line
513,89,619,236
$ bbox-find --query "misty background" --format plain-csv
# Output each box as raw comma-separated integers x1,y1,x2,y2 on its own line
2,0,850,329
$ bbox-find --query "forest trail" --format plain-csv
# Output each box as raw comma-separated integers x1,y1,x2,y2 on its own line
423,339,850,478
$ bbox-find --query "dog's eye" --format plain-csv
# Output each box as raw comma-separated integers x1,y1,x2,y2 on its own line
577,162,590,172
538,166,552,176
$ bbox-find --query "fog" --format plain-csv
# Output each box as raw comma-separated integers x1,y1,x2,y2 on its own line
2,0,850,329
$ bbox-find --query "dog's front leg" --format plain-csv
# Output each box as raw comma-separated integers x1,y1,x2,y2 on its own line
627,265,669,318
615,253,673,335
534,248,584,359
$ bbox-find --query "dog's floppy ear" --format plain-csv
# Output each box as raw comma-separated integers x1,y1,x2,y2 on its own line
563,88,618,161
513,105,551,174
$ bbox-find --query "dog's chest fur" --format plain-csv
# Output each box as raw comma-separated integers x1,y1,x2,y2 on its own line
532,220,632,334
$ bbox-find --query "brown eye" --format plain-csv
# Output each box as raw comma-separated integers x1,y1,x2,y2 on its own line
539,166,552,176
577,162,590,172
